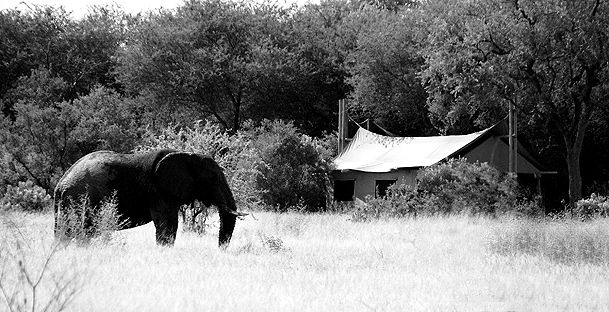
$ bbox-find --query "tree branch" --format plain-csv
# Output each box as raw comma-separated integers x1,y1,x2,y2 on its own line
591,0,600,17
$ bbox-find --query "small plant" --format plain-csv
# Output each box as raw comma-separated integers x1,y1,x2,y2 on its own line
55,193,124,243
179,202,210,235
273,212,310,237
234,231,288,254
575,194,609,220
0,181,52,212
258,232,286,253
0,223,83,312
350,198,383,222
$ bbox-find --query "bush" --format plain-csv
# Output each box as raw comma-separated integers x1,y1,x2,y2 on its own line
0,180,52,212
55,193,124,243
248,120,333,212
417,158,520,215
179,202,210,234
354,159,536,221
575,194,609,220
136,120,264,228
355,183,441,221
139,120,334,217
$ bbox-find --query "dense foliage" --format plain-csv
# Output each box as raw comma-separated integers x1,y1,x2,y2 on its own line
136,120,334,213
0,180,51,212
1,0,608,211
353,159,539,221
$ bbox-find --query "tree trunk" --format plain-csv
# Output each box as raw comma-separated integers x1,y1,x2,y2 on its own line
559,104,590,208
565,146,583,207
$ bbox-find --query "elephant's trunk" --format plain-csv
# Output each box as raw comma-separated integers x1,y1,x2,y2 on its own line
216,177,246,247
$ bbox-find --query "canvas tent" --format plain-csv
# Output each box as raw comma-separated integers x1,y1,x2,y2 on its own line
332,120,552,201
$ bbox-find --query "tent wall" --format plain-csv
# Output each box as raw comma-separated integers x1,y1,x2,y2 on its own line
332,168,418,201
462,136,541,175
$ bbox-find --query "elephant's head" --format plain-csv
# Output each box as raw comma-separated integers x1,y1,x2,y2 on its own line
154,152,246,247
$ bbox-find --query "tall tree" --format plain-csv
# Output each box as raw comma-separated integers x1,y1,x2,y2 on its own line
280,0,359,135
0,5,125,113
346,6,432,136
118,0,299,131
421,0,609,205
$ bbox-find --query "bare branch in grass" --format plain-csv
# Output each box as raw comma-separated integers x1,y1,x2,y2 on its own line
0,224,84,312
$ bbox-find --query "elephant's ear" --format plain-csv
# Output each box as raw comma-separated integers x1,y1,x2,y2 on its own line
154,152,196,202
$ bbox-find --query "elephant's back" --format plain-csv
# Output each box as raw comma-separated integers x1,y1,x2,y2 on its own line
55,151,127,202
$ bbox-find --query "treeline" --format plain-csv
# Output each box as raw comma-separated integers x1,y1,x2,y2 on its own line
1,0,608,209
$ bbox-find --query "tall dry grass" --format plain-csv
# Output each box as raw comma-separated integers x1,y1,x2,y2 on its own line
490,217,609,264
1,211,609,311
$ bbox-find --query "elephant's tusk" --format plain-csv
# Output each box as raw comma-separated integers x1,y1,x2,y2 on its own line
230,210,248,217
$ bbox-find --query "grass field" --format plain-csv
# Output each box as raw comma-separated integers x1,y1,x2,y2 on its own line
2,211,609,311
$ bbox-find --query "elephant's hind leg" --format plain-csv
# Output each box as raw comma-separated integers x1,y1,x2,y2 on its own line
151,203,178,246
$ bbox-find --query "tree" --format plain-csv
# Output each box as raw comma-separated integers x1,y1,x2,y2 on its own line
0,68,74,189
420,0,609,205
283,0,360,135
0,5,126,114
0,69,145,190
346,6,432,136
118,0,299,131
0,5,73,107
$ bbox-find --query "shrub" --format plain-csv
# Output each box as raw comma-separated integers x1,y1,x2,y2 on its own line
179,202,210,235
137,120,263,230
0,180,52,212
137,120,334,219
416,158,520,215
355,183,441,221
575,194,609,220
248,120,333,212
55,193,124,243
353,159,536,221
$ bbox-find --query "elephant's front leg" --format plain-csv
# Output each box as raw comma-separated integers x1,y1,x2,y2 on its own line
150,202,178,246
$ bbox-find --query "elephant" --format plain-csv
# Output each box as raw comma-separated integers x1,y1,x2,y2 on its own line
53,149,247,247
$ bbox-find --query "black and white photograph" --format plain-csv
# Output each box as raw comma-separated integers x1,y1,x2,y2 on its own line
1,0,608,310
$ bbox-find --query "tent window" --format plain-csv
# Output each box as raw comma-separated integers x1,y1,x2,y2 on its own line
375,180,396,198
334,180,355,201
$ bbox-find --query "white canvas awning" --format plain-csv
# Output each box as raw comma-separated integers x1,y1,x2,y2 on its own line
333,127,491,172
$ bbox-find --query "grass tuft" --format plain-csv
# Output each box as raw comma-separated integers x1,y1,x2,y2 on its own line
55,193,125,244
489,217,609,265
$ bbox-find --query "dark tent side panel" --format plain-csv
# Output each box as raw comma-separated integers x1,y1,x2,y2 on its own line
462,136,543,175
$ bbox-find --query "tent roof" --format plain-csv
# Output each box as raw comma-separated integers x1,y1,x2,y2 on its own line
334,126,492,172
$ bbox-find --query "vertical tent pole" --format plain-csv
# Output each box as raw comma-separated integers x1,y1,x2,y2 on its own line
514,107,518,176
508,102,514,177
338,99,343,152
338,99,348,153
